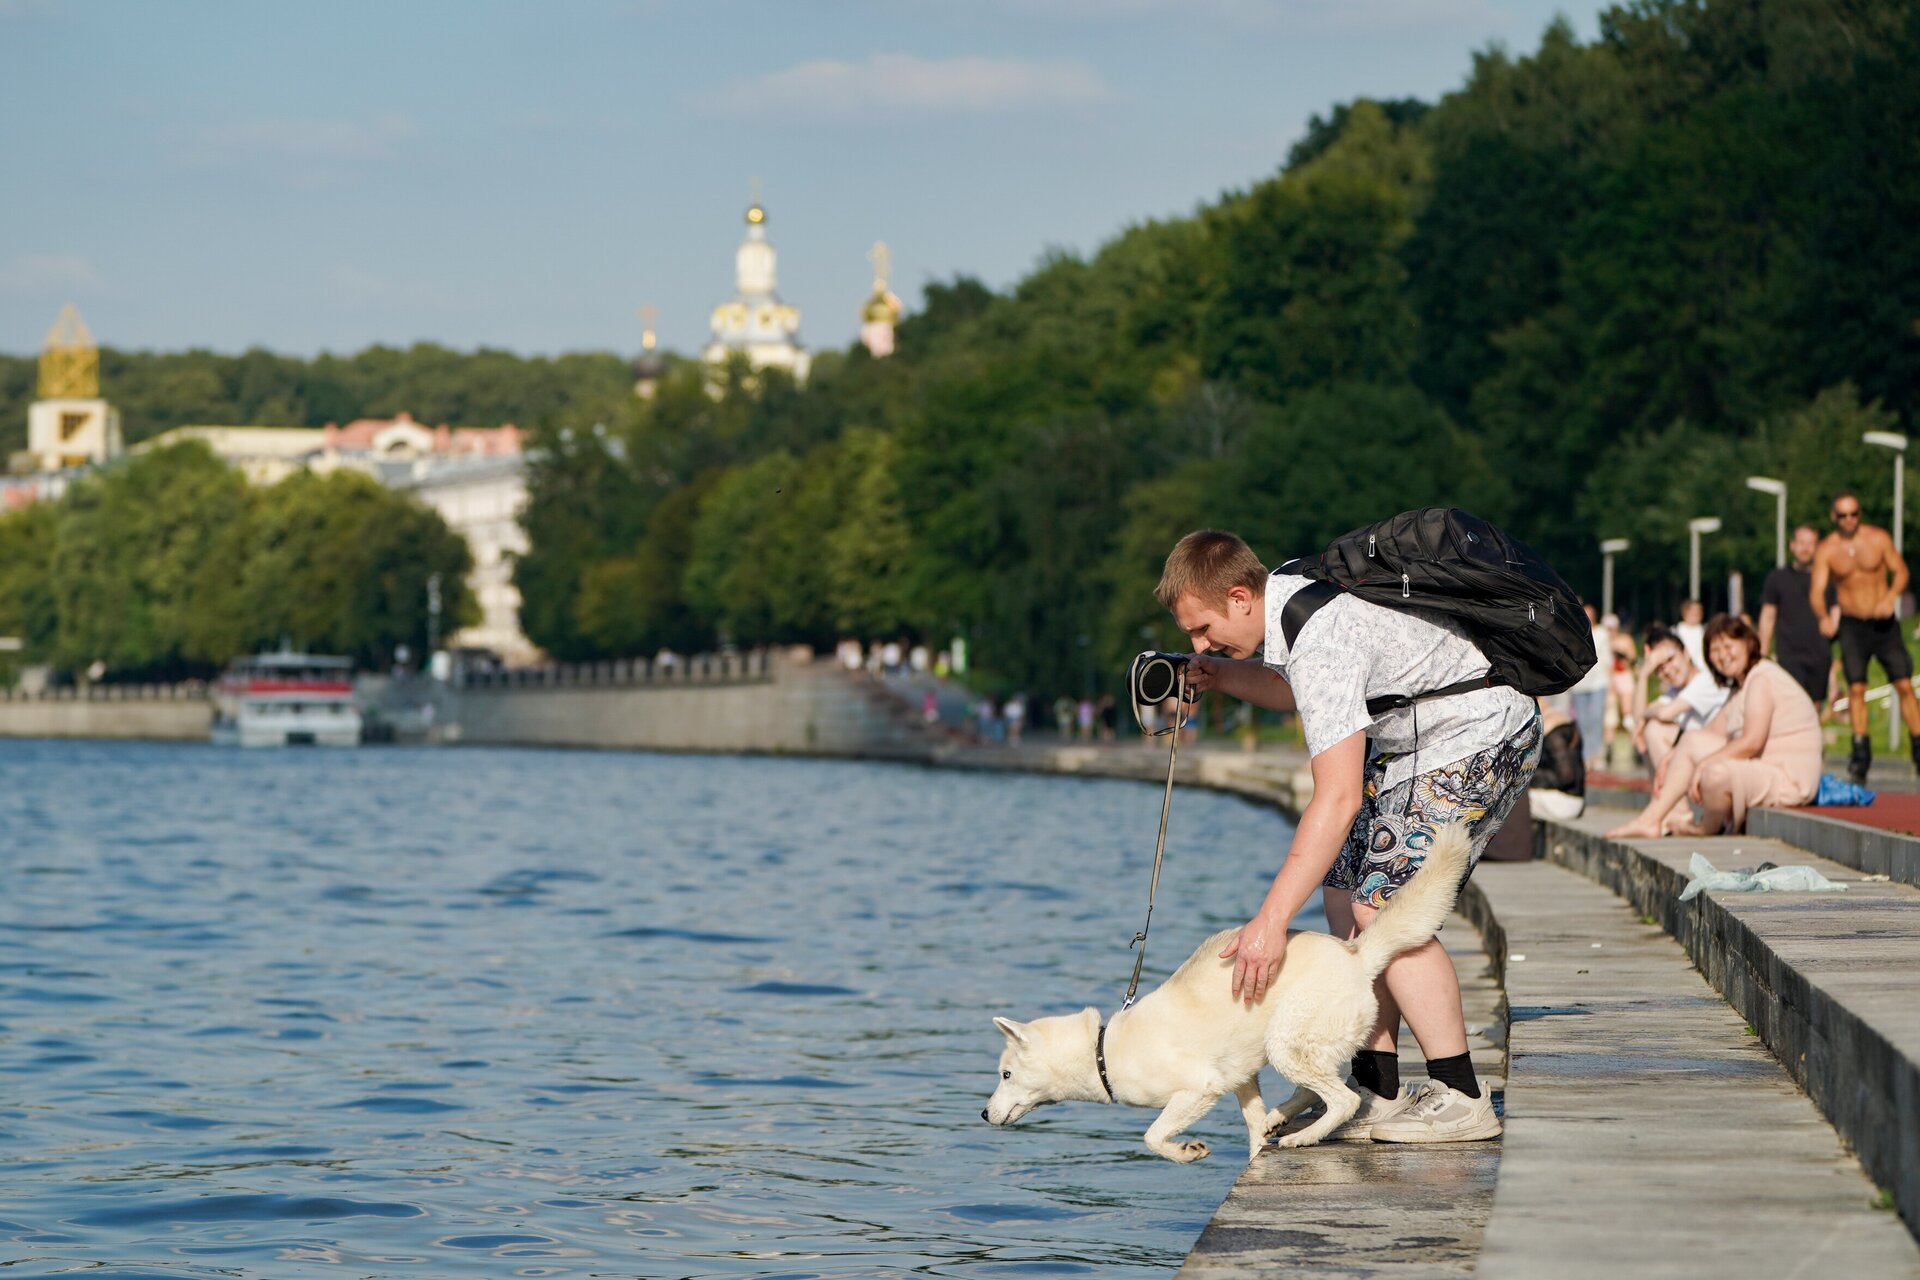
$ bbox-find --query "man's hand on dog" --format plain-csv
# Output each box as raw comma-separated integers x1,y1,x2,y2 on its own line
1220,912,1286,1003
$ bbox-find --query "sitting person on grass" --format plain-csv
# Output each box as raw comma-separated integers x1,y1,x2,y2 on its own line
1605,615,1822,838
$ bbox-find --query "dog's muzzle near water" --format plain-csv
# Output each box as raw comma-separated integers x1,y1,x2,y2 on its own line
980,823,1474,1163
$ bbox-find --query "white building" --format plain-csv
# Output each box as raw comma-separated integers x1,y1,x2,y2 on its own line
396,454,536,665
703,197,810,383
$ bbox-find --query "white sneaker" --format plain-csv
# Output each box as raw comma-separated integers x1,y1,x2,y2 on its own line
1325,1084,1416,1142
1368,1080,1502,1143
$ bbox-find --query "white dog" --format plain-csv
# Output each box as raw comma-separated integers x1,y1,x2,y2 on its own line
981,823,1471,1162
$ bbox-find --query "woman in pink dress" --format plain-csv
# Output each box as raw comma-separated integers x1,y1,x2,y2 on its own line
1666,614,1823,836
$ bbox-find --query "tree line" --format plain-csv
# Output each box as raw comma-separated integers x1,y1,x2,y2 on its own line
0,443,473,681
0,343,632,459
514,0,1920,698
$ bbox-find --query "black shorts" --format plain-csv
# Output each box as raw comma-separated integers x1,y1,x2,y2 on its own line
1838,615,1913,684
1779,655,1829,706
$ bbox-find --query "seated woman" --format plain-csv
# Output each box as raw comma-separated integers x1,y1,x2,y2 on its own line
1605,615,1822,838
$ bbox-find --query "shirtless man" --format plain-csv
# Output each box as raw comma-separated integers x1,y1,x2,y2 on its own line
1810,489,1920,781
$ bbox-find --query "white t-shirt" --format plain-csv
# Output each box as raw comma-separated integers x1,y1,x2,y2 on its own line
1674,621,1706,673
1663,669,1728,730
1571,624,1611,694
1263,573,1537,791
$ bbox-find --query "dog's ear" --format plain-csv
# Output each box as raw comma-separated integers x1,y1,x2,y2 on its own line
993,1016,1028,1044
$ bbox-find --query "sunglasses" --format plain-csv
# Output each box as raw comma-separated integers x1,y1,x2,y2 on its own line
1834,508,1862,519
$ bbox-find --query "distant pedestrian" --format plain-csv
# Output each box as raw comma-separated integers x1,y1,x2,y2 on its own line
1757,524,1831,707
1096,693,1117,741
1674,600,1707,672
1568,603,1610,771
922,690,939,725
1005,693,1027,745
977,695,1001,743
1812,489,1920,780
1053,695,1074,738
1076,697,1095,741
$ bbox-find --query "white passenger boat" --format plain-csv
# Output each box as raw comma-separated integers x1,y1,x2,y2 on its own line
211,652,362,747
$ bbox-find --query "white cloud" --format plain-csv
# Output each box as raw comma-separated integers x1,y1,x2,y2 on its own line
705,53,1111,116
0,253,104,295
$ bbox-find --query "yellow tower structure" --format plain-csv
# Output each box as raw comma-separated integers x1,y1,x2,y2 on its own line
39,304,100,399
631,303,666,399
26,303,121,472
859,241,902,359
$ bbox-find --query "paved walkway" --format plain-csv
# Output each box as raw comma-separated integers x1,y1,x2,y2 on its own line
1543,807,1920,1241
1465,853,1916,1277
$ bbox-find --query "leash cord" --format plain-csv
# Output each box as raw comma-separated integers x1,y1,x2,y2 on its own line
1123,663,1187,1009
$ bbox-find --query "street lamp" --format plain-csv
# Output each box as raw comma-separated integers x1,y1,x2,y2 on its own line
1745,476,1787,568
1599,538,1630,619
1864,430,1908,558
1687,517,1722,604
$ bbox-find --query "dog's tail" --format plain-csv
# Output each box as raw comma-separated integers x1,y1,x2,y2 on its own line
1349,822,1474,980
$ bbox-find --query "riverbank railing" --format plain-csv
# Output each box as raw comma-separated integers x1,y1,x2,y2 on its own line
0,682,208,702
454,649,775,691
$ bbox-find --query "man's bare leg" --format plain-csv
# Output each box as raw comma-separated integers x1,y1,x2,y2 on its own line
1850,681,1871,737
1894,678,1920,736
1354,899,1469,1059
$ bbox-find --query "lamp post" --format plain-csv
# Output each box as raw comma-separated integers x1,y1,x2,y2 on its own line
1687,517,1722,604
1599,538,1630,619
1864,430,1908,558
1745,476,1787,568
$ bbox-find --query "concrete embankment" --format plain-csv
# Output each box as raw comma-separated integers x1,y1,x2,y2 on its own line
0,688,209,741
447,652,940,757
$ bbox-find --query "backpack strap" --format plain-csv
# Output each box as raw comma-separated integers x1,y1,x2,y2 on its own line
1280,579,1343,651
1364,673,1500,717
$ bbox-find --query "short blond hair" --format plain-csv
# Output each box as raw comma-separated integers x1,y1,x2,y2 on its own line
1155,530,1268,610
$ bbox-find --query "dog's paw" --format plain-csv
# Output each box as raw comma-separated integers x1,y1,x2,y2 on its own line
1174,1140,1210,1162
1274,1130,1322,1150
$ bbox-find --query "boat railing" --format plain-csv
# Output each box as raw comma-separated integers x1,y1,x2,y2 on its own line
454,648,775,691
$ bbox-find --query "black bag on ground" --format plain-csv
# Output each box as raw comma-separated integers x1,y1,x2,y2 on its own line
1280,508,1596,705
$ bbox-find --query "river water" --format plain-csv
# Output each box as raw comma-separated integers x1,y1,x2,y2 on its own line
0,740,1312,1278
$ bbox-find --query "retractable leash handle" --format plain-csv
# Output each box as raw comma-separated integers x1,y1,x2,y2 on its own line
1122,664,1186,1010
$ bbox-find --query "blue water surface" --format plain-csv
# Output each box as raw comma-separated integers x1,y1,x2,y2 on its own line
0,740,1310,1277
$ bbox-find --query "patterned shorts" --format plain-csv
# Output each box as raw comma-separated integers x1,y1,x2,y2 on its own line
1325,714,1543,909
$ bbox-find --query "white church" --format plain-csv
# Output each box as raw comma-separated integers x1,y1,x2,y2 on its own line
703,195,811,384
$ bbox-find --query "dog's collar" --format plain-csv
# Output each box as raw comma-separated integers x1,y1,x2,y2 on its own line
1095,1020,1116,1102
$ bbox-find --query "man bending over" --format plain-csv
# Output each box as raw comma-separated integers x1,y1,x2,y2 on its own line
1159,530,1540,1143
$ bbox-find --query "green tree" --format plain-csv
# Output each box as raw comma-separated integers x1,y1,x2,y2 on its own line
47,442,253,677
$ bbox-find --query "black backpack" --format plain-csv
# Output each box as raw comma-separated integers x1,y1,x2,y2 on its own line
1279,508,1597,714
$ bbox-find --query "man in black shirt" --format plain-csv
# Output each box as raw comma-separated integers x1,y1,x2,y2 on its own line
1758,523,1831,706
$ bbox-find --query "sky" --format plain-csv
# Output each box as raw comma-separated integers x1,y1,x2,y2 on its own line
0,0,1606,362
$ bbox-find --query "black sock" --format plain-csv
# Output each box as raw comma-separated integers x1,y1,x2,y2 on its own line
1351,1050,1400,1098
1425,1052,1480,1099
